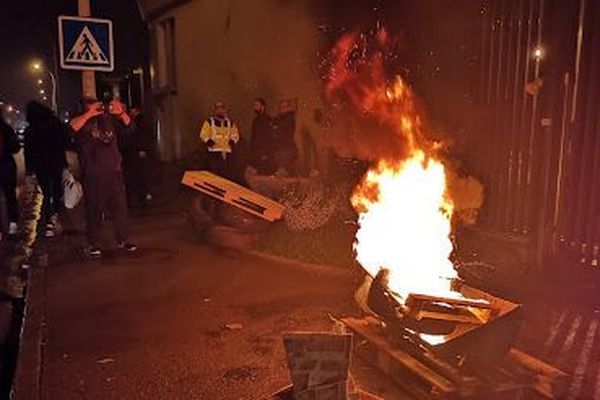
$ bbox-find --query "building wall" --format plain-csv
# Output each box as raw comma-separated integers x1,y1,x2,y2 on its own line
150,0,324,163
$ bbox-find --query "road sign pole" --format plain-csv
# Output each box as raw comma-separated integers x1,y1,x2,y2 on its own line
78,0,96,98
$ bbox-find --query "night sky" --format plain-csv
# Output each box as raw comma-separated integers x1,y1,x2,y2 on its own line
0,0,145,113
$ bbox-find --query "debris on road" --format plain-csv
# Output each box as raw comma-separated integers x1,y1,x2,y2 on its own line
269,331,380,400
224,323,244,331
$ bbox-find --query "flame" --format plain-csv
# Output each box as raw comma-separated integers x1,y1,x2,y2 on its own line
326,28,458,303
352,151,457,301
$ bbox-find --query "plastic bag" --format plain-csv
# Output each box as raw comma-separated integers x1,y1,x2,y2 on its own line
62,169,83,209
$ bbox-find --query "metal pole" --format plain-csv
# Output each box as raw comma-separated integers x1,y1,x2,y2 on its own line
535,117,553,272
48,70,57,112
551,72,570,253
523,0,545,234
78,0,96,98
514,0,535,231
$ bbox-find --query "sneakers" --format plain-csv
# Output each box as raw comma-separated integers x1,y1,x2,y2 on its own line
87,246,102,259
117,242,138,252
44,228,56,239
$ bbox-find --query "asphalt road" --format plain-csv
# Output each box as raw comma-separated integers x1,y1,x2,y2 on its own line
39,207,409,400
35,199,600,400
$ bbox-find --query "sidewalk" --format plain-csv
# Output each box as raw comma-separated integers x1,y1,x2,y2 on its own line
3,164,399,398
13,196,411,399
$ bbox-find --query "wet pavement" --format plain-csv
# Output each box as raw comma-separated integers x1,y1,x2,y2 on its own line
18,194,600,399
36,204,409,399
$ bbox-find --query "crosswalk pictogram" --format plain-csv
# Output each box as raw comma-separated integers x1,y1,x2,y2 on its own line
66,26,108,64
58,16,114,71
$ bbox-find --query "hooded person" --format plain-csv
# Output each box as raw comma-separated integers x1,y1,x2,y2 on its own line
272,99,298,175
0,113,20,237
249,98,276,175
24,101,68,238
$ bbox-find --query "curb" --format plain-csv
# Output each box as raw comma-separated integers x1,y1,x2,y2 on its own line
10,266,46,400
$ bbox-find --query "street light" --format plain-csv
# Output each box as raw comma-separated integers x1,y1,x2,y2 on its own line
532,45,544,61
37,79,43,85
29,59,57,112
39,89,45,95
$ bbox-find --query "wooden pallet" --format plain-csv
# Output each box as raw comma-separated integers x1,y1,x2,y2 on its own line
405,293,492,325
342,317,567,399
181,170,285,221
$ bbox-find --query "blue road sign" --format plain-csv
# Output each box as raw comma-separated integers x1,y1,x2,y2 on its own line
58,16,114,72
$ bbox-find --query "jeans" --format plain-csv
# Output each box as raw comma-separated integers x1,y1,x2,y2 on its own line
37,170,64,226
84,172,128,246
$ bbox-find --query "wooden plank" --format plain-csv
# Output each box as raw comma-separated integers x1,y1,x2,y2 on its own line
342,317,456,396
406,293,492,310
181,170,285,221
414,310,486,324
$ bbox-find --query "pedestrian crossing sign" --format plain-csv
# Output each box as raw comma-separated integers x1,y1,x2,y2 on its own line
58,16,114,72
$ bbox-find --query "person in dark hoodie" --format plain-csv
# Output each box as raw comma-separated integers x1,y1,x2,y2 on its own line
122,107,156,208
0,113,20,237
272,99,298,175
249,98,276,175
24,101,68,238
69,96,137,258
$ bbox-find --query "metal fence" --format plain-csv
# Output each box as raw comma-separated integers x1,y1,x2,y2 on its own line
474,0,600,268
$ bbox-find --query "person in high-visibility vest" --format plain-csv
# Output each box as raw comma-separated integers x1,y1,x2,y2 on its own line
199,102,240,179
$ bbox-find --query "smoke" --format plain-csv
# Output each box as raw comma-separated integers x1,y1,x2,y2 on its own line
319,28,422,161
321,27,484,221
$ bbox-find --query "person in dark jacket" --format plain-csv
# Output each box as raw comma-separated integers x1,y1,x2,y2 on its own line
272,99,298,175
24,101,68,238
122,107,156,208
0,114,20,237
249,98,276,175
70,96,137,258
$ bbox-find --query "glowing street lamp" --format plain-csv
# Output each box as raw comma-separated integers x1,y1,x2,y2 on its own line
29,59,57,112
532,45,544,61
6,105,13,113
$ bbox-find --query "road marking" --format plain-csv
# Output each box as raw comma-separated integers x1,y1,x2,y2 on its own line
567,317,598,399
544,310,567,354
557,315,583,366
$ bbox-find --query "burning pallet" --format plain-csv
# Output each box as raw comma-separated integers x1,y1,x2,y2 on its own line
346,280,567,399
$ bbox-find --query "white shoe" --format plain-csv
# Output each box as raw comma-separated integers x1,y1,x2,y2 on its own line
8,222,18,235
49,214,62,235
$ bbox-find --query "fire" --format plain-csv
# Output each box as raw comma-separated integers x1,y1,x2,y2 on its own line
352,150,457,302
325,28,459,303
